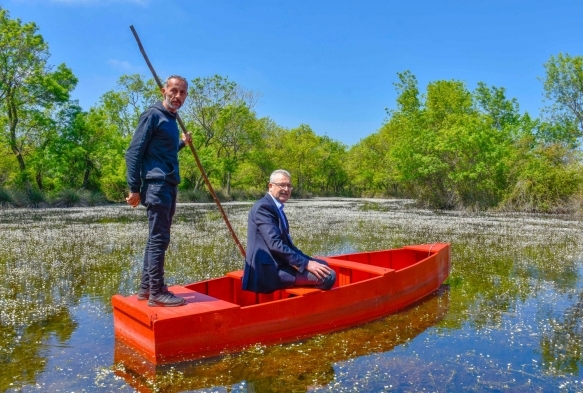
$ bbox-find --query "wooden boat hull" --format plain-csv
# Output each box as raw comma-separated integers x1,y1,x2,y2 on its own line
113,287,450,391
112,243,450,364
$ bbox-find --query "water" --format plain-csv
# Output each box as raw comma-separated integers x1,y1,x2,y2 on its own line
1,199,583,392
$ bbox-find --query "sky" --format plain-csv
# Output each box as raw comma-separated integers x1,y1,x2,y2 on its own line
4,0,583,146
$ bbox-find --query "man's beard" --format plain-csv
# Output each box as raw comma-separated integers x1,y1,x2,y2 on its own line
165,96,180,110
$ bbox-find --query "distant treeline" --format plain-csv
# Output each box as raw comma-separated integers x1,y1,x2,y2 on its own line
1,8,583,212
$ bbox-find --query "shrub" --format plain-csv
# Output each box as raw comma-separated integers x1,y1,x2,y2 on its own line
178,187,265,203
85,191,108,206
15,188,49,208
177,188,212,203
0,187,14,208
52,188,84,208
500,146,583,213
228,188,265,201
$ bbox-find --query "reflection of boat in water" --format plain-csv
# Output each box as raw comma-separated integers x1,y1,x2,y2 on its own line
112,243,450,365
114,287,450,392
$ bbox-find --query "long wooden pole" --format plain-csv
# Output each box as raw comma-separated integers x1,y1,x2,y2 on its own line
129,25,247,258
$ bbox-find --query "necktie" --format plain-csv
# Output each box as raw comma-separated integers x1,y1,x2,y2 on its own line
279,206,289,233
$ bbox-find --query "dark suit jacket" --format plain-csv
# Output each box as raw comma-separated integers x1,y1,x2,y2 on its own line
242,194,311,293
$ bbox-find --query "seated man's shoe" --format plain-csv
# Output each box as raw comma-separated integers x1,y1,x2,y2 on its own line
137,284,172,301
148,292,186,307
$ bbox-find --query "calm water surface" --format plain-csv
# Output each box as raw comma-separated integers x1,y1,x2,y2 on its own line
1,199,582,392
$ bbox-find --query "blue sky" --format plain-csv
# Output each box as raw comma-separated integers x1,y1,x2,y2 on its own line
5,0,583,146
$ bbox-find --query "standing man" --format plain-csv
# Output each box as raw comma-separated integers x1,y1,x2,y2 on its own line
125,75,191,307
242,169,336,294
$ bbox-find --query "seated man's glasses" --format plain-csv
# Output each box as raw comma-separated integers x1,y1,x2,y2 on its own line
272,182,294,190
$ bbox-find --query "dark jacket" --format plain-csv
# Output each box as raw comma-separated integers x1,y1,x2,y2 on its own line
125,102,185,193
242,194,311,293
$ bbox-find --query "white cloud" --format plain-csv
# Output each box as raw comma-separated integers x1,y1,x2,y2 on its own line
107,59,133,71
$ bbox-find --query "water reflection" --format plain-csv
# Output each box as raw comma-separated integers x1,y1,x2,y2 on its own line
540,290,583,375
1,202,583,391
113,287,449,392
0,310,77,391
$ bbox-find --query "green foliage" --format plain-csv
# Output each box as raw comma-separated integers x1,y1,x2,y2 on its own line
542,53,583,147
180,75,263,195
227,187,265,201
501,144,583,212
0,145,19,185
379,76,518,208
100,160,127,202
264,124,348,194
0,8,77,187
0,187,14,207
345,133,389,195
99,74,159,137
0,9,581,214
474,82,521,130
346,68,583,212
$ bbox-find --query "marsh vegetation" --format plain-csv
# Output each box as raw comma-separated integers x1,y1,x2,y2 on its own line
1,199,583,392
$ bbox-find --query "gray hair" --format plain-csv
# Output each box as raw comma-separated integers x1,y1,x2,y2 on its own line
164,75,188,90
270,169,291,183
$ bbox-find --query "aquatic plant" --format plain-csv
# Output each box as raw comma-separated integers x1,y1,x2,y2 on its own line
1,199,583,391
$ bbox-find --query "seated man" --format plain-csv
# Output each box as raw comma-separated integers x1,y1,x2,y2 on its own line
242,169,336,293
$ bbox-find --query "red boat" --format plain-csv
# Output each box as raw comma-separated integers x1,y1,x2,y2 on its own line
112,243,450,364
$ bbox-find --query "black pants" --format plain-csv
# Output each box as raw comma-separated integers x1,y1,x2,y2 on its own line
139,181,177,296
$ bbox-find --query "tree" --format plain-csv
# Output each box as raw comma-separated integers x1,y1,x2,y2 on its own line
0,8,77,187
41,103,125,192
313,135,348,194
541,53,583,148
379,72,521,209
181,75,260,193
346,125,401,197
183,75,259,149
214,104,262,194
99,74,158,138
234,117,281,190
474,82,521,131
266,124,324,194
502,141,582,212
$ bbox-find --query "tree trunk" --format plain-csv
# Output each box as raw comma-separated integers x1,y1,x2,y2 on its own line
226,172,231,196
35,170,43,190
7,99,31,188
8,100,26,172
194,176,204,193
194,169,214,194
82,157,92,189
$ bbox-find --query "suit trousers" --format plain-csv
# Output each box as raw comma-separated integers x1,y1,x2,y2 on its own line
139,181,177,296
294,258,336,289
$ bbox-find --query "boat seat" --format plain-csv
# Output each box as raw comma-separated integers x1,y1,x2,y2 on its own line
227,270,321,297
227,270,244,279
322,258,393,275
285,287,322,296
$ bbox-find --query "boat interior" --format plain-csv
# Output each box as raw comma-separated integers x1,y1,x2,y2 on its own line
184,247,433,307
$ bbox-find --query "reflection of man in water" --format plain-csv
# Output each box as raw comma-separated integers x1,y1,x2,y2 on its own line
242,169,336,293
